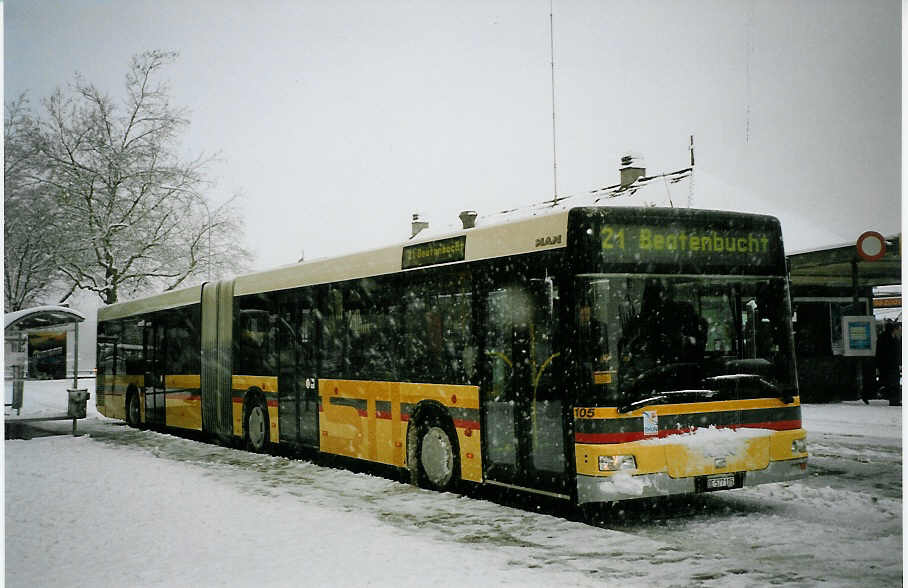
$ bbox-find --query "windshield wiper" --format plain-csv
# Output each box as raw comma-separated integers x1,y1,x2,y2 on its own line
750,377,794,403
702,374,794,404
618,394,667,414
617,389,718,414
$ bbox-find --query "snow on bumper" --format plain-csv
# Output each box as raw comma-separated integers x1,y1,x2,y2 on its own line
575,426,808,504
577,457,808,504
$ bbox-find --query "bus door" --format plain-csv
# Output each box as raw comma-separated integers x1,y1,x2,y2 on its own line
142,317,166,425
277,289,319,448
482,274,568,496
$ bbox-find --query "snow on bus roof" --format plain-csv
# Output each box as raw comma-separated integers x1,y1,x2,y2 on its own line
98,285,202,322
233,207,571,296
415,167,695,239
98,204,576,316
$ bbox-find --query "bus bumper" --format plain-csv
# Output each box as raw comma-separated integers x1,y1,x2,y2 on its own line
576,457,808,504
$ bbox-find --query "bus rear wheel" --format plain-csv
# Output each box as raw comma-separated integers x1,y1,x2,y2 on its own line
245,397,270,453
126,392,140,427
409,415,459,492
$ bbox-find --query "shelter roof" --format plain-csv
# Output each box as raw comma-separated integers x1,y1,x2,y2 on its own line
787,234,901,288
5,306,86,332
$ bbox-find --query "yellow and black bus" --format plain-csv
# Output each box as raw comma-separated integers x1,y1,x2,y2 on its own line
96,206,807,504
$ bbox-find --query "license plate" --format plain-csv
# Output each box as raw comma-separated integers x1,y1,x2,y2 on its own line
706,475,736,490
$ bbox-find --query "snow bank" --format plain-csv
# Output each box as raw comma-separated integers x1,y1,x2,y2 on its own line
4,378,99,420
802,400,901,440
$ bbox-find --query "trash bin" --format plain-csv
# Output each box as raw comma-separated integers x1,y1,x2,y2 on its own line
67,389,89,419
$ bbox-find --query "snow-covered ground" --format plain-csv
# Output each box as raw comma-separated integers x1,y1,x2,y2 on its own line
4,380,902,587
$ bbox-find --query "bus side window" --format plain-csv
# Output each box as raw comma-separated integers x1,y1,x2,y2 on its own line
320,285,346,377
402,280,436,382
345,278,399,381
121,318,145,375
97,321,123,394
163,306,200,375
235,293,277,376
401,272,473,385
276,293,316,374
436,274,474,385
486,286,522,400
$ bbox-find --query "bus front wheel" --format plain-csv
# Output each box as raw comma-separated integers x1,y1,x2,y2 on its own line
408,414,459,492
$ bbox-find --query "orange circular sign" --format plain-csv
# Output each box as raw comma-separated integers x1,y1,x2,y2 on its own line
856,231,886,261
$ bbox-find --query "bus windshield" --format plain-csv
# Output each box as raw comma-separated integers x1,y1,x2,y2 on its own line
575,274,797,409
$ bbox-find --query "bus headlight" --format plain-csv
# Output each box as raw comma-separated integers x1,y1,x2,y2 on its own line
791,438,807,454
599,455,637,472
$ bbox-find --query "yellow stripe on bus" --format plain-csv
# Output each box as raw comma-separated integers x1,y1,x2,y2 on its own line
231,374,279,394
585,396,800,419
165,374,200,389
163,374,202,431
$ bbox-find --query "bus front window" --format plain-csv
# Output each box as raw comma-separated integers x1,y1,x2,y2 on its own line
575,275,797,407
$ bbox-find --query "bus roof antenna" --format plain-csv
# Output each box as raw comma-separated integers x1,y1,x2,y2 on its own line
688,134,695,208
549,0,559,205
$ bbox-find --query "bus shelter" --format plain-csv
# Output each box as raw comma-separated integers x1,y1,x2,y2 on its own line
787,233,901,402
5,306,89,434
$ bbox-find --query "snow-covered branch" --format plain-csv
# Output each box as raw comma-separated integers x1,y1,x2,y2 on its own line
5,50,252,306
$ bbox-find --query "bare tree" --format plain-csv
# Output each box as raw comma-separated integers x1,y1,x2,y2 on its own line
31,50,251,305
3,95,67,311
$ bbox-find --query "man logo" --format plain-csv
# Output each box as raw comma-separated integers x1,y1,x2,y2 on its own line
535,234,562,247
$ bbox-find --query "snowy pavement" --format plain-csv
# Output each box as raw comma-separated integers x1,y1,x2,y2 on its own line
4,381,902,587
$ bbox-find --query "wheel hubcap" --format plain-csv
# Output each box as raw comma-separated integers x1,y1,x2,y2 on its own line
249,406,265,448
421,426,454,487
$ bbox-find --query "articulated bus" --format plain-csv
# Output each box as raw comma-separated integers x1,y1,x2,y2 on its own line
96,206,807,504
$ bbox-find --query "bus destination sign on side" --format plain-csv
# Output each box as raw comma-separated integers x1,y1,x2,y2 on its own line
402,236,467,270
600,224,777,266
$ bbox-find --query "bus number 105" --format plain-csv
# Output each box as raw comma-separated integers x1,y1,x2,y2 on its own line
575,407,597,419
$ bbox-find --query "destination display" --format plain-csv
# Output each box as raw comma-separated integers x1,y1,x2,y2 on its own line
598,223,781,269
402,236,467,269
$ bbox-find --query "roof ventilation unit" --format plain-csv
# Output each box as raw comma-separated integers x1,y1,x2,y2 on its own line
410,214,429,238
619,153,646,187
459,210,478,229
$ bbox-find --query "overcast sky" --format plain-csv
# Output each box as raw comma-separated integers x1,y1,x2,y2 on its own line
5,0,902,270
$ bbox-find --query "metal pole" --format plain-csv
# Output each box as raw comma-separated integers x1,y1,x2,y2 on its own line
851,259,860,307
73,322,79,389
851,258,864,399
